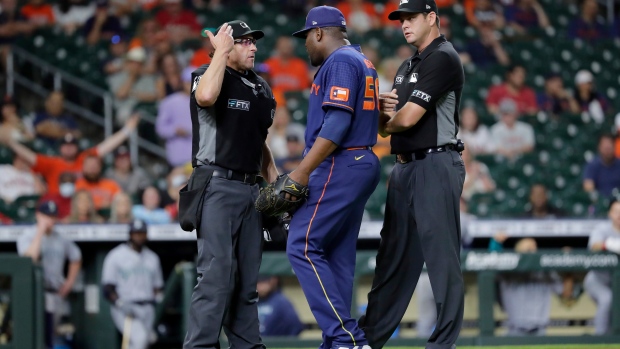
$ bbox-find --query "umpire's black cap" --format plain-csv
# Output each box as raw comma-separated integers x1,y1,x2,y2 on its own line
203,20,264,40
388,0,439,20
129,219,148,234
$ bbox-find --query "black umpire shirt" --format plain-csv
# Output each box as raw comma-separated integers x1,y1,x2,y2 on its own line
390,35,464,153
190,65,276,173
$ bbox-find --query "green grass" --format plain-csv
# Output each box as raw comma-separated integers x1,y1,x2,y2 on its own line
411,346,620,349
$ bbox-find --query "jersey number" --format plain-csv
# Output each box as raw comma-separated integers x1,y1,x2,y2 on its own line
363,77,379,111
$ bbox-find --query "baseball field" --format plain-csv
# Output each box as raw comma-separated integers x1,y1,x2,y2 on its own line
391,346,620,349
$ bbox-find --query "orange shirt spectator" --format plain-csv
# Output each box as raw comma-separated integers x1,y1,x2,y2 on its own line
336,0,379,34
75,177,121,210
264,36,311,93
32,142,98,196
20,1,54,26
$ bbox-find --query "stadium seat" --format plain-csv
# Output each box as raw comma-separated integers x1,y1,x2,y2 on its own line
11,195,41,223
0,146,13,164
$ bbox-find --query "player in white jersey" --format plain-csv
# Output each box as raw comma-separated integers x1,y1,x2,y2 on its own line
17,200,82,349
584,198,620,335
102,219,164,349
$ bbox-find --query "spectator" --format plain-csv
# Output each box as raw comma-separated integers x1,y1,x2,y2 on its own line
275,127,305,174
0,0,34,58
377,57,401,93
0,95,34,142
490,99,535,160
0,155,44,203
102,35,128,75
65,189,104,223
438,15,472,66
465,0,505,31
75,155,122,210
486,64,538,116
107,47,158,124
189,28,214,67
104,146,151,196
257,275,304,337
132,186,171,224
504,0,550,36
109,191,134,224
17,201,82,348
466,27,510,68
266,107,303,160
20,0,55,28
156,66,193,167
39,171,76,220
462,147,496,201
0,114,139,195
537,74,580,118
163,168,187,221
336,0,379,34
128,17,160,52
82,0,123,46
568,0,608,41
33,91,80,147
156,53,183,99
498,238,574,336
155,0,200,45
264,36,311,94
395,44,414,61
584,198,620,335
583,134,620,198
457,106,493,155
574,70,609,124
524,184,564,218
53,0,95,36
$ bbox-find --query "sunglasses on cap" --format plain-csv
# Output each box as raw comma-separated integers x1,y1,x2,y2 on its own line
234,38,257,46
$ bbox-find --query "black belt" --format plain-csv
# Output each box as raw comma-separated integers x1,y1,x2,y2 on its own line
211,168,259,184
131,300,156,306
396,144,455,164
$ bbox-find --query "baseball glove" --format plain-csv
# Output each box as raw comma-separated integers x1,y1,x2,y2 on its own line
255,174,309,216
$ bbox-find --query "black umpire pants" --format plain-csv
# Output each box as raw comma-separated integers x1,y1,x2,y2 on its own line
359,150,466,349
183,175,265,349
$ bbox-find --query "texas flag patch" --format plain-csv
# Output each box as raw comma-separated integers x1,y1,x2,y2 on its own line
330,86,350,102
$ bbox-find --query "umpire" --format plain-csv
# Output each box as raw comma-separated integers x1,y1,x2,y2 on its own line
182,20,279,349
358,1,465,349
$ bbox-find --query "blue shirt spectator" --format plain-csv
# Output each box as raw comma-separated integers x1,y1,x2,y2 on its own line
583,135,620,198
33,91,79,147
132,186,171,224
257,276,303,337
568,0,609,41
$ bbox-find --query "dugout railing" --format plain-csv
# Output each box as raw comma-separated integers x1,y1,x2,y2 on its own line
3,250,620,349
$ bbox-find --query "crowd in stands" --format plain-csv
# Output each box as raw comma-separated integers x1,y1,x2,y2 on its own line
0,0,618,225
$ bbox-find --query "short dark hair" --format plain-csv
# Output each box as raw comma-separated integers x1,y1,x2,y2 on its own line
506,64,525,74
599,133,615,144
422,12,441,28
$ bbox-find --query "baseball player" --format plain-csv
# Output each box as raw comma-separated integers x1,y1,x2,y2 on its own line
286,6,380,349
17,200,82,349
102,219,163,349
584,198,620,335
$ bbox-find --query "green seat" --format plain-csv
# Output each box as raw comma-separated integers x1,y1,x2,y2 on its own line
0,146,13,164
11,195,41,223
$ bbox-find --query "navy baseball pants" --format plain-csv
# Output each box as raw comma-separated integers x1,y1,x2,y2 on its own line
287,148,380,349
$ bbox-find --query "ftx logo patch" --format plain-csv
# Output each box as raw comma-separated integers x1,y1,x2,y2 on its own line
228,99,250,111
411,90,431,102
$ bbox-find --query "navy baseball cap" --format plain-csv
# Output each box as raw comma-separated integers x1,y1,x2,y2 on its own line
292,6,347,38
129,219,148,234
204,20,264,40
37,200,58,217
388,0,439,20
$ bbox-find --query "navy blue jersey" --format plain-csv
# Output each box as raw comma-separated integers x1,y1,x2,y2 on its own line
305,45,379,149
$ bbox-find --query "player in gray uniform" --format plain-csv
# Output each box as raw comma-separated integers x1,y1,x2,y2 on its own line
584,198,620,335
17,201,82,349
102,220,164,349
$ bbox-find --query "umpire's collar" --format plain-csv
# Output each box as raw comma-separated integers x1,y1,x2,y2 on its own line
414,34,446,60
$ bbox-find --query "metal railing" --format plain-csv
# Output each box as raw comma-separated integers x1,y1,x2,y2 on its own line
6,45,166,164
